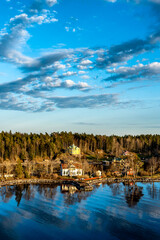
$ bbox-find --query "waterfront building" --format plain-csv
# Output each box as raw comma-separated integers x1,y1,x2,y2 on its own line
96,170,102,177
60,162,82,176
113,171,121,177
68,144,80,155
102,161,110,167
112,158,124,165
61,185,77,194
127,168,135,176
123,151,130,156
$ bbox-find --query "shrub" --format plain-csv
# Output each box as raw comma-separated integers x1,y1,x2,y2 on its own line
24,169,30,179
102,171,106,178
139,170,149,176
52,173,59,179
106,171,112,177
15,159,24,179
157,168,160,174
83,174,89,179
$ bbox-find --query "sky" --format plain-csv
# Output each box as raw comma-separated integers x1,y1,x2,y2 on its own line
0,0,160,136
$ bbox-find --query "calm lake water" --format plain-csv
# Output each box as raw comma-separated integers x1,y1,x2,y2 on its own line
0,182,160,240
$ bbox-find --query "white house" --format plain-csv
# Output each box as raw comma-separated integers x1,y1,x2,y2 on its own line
60,162,83,177
96,170,102,177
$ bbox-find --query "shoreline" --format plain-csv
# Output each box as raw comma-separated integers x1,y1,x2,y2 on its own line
0,177,160,188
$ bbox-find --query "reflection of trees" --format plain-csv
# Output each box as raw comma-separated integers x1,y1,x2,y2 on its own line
15,184,36,206
147,182,160,200
23,184,35,201
0,184,34,206
15,185,23,206
124,184,143,207
0,183,147,209
0,186,15,203
107,182,144,207
0,184,58,206
36,184,57,200
108,183,123,196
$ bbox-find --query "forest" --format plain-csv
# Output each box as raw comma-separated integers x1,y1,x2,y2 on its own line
0,131,160,162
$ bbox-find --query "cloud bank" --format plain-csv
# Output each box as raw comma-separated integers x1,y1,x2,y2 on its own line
0,0,160,112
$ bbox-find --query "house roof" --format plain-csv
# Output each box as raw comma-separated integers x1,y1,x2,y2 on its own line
61,163,82,169
68,144,80,149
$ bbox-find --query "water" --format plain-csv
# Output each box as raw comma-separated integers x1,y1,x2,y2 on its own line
0,182,160,240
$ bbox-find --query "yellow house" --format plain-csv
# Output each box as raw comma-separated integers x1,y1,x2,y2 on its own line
68,144,80,155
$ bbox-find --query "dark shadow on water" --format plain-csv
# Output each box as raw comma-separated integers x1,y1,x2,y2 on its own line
107,182,144,207
124,184,144,208
0,183,159,240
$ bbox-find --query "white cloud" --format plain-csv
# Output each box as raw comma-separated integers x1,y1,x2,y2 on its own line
142,58,148,62
97,57,105,62
62,71,77,77
46,0,58,7
64,79,75,87
65,26,69,32
80,59,92,65
80,75,90,79
78,71,86,74
105,0,117,2
77,65,88,70
54,61,66,70
43,17,58,23
77,81,89,88
42,79,92,91
47,93,118,109
105,62,160,82
107,62,160,74
149,0,160,4
0,11,59,65
0,27,7,37
62,80,90,90
43,76,53,82
10,13,57,25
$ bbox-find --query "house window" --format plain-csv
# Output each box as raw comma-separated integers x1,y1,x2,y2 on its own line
77,170,81,175
63,170,68,175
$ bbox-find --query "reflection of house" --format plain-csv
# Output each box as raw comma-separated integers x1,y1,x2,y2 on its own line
61,184,77,194
60,162,82,176
68,144,80,155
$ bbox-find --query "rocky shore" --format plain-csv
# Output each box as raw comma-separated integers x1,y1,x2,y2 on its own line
0,177,160,191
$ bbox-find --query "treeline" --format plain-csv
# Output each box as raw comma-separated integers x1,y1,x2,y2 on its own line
0,131,160,162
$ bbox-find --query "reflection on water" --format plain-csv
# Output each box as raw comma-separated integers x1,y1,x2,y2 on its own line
108,182,144,207
61,184,94,206
108,182,124,196
61,184,77,194
124,184,144,207
147,182,160,200
0,182,160,240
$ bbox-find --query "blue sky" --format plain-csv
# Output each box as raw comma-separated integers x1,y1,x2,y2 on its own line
0,0,160,135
